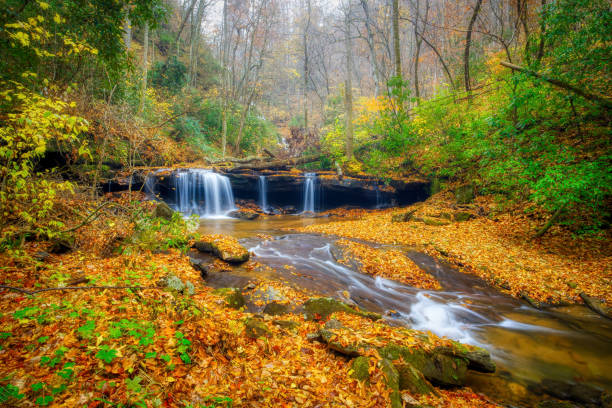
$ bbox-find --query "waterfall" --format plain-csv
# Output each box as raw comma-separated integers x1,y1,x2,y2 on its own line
258,175,268,212
174,169,235,217
302,172,318,213
144,173,157,199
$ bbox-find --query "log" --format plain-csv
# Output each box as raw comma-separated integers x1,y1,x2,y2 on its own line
500,61,612,110
263,148,276,158
227,154,322,171
208,156,265,165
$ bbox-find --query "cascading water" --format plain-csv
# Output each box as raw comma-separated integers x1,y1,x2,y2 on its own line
144,173,157,199
258,175,268,212
174,169,235,217
302,172,318,213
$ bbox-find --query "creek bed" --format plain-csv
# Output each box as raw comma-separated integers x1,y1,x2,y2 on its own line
196,216,612,407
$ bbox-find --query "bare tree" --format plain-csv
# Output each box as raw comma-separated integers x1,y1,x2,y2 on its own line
464,0,483,97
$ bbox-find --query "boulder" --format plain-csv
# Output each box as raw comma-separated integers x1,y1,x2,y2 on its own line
453,211,474,222
378,344,469,387
540,379,607,406
317,329,363,357
351,356,370,382
189,258,211,278
34,251,51,262
303,297,381,321
213,288,246,309
455,185,475,204
580,292,612,319
212,240,250,263
193,240,214,253
228,210,260,220
157,274,194,296
391,209,417,223
272,320,300,330
49,236,75,254
153,201,174,220
396,362,434,395
244,318,270,339
537,401,578,408
262,301,290,316
436,344,496,373
379,358,402,408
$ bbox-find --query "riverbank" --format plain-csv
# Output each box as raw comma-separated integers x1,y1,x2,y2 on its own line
0,194,501,408
300,192,612,310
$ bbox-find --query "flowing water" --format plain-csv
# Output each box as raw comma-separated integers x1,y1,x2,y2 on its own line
173,169,235,218
258,175,269,213
302,172,318,213
197,216,612,406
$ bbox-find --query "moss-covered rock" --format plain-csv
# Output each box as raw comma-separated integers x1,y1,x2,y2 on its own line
318,329,363,357
453,211,474,222
212,240,250,263
244,318,270,339
272,320,300,330
263,301,290,316
455,185,475,204
379,358,402,408
213,288,246,309
391,209,417,223
437,344,496,373
351,356,370,382
153,201,174,220
303,297,381,321
193,240,214,253
397,362,434,394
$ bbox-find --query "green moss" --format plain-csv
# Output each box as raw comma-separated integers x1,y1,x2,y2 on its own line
351,356,370,382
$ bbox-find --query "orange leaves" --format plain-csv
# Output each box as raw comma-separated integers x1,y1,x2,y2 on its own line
336,239,441,290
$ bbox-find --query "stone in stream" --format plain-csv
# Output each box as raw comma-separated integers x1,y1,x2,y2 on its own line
303,297,381,321
193,235,250,263
228,209,260,220
189,257,211,278
580,292,612,319
539,379,609,407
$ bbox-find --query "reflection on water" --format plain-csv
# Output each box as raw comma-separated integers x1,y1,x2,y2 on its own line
197,218,612,406
197,214,338,239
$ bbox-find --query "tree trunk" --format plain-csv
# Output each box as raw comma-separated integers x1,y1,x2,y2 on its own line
303,0,311,130
221,0,229,159
360,0,382,96
392,0,402,79
344,3,354,159
228,154,322,171
139,22,149,113
464,0,483,98
123,15,131,51
175,0,198,55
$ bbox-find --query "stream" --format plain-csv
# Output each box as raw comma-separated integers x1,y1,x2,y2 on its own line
196,216,612,407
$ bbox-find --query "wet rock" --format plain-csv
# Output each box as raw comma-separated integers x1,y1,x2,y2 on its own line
251,285,287,303
213,288,245,309
437,344,496,373
244,318,270,339
189,258,211,278
351,356,370,382
397,362,434,395
228,210,260,220
303,297,381,321
262,301,290,316
537,401,578,408
49,236,75,254
378,344,468,387
580,292,612,319
212,241,250,263
193,240,214,253
455,185,475,204
281,205,298,214
540,379,606,406
153,201,174,220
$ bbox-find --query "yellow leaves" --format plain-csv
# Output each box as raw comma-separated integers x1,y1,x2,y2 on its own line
10,31,30,47
38,1,50,10
53,13,62,24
